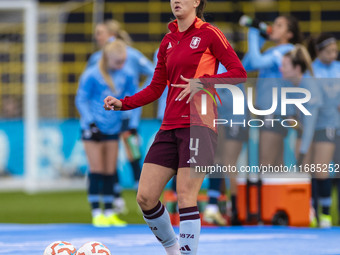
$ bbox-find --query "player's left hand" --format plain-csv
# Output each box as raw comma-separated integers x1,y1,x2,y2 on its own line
103,96,122,111
171,75,203,103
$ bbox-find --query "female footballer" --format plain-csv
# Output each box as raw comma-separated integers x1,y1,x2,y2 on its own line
243,15,302,169
308,34,340,227
76,39,135,227
87,20,155,213
104,0,246,254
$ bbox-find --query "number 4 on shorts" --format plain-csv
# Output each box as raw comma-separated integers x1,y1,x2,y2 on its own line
189,138,199,156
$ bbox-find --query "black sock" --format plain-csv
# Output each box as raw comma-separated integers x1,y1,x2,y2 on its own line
311,178,319,218
171,176,177,192
208,178,221,205
336,179,340,214
88,173,103,210
318,178,332,215
112,172,121,198
208,196,218,205
131,159,141,182
102,174,115,210
231,195,238,215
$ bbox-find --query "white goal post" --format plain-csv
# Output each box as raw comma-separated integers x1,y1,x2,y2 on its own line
0,0,106,193
0,0,38,192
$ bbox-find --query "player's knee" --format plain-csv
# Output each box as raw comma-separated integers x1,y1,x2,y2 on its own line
136,192,156,210
177,188,197,209
136,192,146,207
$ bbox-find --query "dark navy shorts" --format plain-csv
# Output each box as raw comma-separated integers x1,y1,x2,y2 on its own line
120,118,130,133
225,126,249,142
313,128,336,143
144,126,217,171
260,114,289,137
81,130,119,141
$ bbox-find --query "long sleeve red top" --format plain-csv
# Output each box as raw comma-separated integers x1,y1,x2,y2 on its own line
120,18,247,132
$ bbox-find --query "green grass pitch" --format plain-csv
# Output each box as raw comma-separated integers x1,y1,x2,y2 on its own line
0,189,338,225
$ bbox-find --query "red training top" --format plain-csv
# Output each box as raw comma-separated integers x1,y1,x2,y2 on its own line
120,18,246,133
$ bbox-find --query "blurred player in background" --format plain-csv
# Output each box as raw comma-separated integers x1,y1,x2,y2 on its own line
104,0,246,253
307,34,340,227
87,20,155,214
281,45,318,162
242,15,302,168
280,45,324,227
203,63,248,226
87,20,132,68
76,39,135,227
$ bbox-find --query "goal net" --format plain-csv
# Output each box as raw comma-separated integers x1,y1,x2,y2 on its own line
0,0,97,193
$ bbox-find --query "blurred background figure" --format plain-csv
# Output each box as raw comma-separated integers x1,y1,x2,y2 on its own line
307,33,340,227
86,20,155,214
76,39,134,227
280,45,324,227
87,20,132,68
242,15,302,169
203,64,248,226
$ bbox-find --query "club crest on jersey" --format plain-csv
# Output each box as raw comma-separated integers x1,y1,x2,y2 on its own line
190,37,201,49
167,42,172,50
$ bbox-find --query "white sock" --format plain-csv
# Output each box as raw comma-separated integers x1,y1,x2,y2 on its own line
179,206,201,255
92,208,102,218
205,204,219,213
165,241,180,255
104,209,114,217
142,201,178,248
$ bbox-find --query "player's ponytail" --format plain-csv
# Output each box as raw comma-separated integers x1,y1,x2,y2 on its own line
196,0,207,21
282,15,303,44
307,33,336,60
105,20,133,45
285,44,314,76
99,39,127,92
307,36,318,60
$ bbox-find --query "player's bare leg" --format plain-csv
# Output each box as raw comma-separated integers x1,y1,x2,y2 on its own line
259,130,284,166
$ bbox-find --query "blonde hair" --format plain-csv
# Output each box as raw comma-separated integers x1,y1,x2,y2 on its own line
285,44,314,76
99,39,127,92
104,20,132,45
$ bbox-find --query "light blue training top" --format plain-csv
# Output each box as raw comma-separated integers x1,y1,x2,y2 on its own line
243,28,294,115
76,65,136,135
87,44,154,129
312,59,340,130
216,64,248,123
293,76,323,154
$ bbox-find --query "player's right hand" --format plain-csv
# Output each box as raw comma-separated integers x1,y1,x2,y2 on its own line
103,96,122,111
